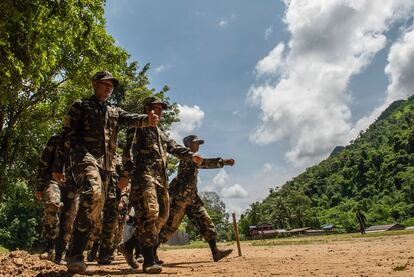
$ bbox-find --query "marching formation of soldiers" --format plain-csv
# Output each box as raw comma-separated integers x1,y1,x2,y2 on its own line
32,71,235,274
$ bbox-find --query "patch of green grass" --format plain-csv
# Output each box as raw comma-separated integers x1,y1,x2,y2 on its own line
0,245,9,255
393,264,407,271
160,241,233,251
251,230,414,247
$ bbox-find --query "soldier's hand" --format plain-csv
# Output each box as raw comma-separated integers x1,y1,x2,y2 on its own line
148,110,159,127
223,159,235,166
192,154,203,165
52,172,65,182
118,177,129,190
35,191,42,201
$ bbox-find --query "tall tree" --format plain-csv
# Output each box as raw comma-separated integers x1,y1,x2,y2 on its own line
0,0,129,196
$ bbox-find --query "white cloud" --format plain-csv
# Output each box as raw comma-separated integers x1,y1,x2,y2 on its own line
263,162,273,173
385,25,414,102
264,27,273,40
212,168,229,187
226,202,245,216
219,14,237,29
255,43,285,77
170,104,205,142
219,20,229,28
248,0,414,166
154,65,171,73
220,184,249,198
352,24,414,136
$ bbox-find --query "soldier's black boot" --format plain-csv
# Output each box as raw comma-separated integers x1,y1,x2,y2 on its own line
208,239,233,262
66,230,88,273
54,237,66,264
87,241,99,262
97,247,113,265
135,240,144,263
39,239,55,260
153,242,164,265
119,237,139,269
142,246,162,274
54,249,66,265
31,239,48,254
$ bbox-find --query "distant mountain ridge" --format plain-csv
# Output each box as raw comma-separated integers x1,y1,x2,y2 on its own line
239,96,414,235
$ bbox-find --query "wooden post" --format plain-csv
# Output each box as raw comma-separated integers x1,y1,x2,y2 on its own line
232,212,242,256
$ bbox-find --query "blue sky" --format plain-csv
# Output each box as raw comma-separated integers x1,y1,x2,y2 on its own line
105,1,414,215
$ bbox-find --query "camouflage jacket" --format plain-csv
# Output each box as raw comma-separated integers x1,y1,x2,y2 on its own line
54,95,151,173
122,127,193,187
169,158,224,201
37,134,61,191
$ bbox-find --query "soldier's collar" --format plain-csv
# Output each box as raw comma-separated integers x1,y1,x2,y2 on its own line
91,94,109,106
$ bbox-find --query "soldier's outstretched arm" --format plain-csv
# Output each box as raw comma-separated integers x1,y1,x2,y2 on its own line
52,100,82,178
117,108,158,128
198,158,235,169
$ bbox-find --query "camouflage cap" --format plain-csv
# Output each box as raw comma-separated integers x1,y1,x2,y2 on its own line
143,96,168,110
92,71,120,87
183,135,205,146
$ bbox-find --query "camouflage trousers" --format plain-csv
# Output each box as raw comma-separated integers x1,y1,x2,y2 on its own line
69,152,112,252
130,176,169,248
40,180,62,240
159,194,216,243
55,179,79,254
88,214,103,249
88,185,120,252
113,214,127,251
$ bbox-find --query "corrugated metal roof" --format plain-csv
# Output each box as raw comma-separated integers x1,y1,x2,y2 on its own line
288,227,311,233
365,224,404,232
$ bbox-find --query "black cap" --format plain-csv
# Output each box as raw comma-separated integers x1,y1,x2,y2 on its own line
92,71,119,87
143,96,168,110
183,135,205,146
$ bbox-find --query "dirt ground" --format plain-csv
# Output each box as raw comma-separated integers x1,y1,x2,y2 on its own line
1,233,414,276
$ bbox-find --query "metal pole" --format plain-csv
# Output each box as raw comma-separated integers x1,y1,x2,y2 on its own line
232,212,242,256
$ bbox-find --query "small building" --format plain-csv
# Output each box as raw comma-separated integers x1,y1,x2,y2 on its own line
288,227,327,236
303,229,325,236
288,227,311,235
249,223,280,239
365,224,405,233
321,224,336,232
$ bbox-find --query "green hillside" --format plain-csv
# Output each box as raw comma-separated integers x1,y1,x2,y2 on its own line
239,96,414,235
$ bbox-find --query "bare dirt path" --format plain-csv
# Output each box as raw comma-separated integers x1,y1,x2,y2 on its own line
2,233,414,276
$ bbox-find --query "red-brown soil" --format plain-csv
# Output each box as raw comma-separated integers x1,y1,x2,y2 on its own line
1,233,413,276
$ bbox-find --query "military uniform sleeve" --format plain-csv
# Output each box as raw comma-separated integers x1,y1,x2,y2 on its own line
198,158,224,169
161,130,194,160
37,136,60,191
117,108,151,128
122,128,136,178
53,100,83,174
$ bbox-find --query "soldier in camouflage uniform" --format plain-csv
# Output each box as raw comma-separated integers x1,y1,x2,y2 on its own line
52,71,159,273
119,96,203,274
157,135,235,262
33,134,63,260
54,164,80,264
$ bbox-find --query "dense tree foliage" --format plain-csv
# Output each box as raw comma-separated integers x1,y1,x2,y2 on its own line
239,96,414,236
0,0,179,250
